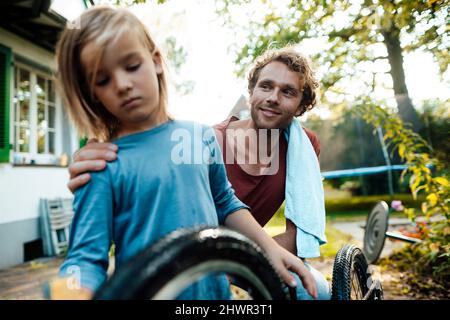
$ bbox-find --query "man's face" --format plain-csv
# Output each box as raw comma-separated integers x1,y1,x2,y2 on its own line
249,61,304,129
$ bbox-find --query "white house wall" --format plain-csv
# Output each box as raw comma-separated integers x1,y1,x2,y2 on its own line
0,27,75,224
0,165,72,224
0,29,79,268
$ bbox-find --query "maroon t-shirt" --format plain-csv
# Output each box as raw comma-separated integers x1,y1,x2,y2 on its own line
214,117,321,227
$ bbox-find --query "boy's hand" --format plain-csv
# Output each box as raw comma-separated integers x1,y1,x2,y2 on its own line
46,277,93,300
68,139,118,193
265,245,318,299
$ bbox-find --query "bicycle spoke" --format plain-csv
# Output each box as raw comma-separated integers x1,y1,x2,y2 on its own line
351,272,360,300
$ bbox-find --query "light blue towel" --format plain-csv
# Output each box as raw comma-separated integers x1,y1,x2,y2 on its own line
283,118,327,258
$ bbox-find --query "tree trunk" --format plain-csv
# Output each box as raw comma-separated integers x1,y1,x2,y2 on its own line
382,26,422,132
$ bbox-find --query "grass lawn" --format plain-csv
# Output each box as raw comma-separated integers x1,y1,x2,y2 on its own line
263,208,408,258
319,225,358,258
264,217,361,258
264,208,402,227
326,209,405,222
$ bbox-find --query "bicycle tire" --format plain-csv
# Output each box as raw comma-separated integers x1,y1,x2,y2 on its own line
94,226,291,300
331,244,371,300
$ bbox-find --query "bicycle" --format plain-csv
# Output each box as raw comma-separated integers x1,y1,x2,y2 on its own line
93,226,382,300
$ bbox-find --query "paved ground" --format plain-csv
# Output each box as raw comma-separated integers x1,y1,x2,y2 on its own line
0,257,63,300
330,218,410,260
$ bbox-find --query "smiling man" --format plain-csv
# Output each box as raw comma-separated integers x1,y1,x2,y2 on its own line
212,48,330,300
214,48,321,246
67,47,330,300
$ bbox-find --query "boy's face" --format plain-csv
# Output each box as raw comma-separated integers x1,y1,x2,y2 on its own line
81,33,163,134
249,61,304,130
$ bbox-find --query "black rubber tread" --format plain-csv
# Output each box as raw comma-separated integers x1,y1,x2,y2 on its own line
331,244,370,300
94,226,290,300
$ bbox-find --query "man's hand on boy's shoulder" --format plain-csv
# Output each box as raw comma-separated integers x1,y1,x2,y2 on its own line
68,139,118,193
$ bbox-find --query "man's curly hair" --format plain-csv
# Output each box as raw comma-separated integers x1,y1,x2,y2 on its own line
247,47,320,117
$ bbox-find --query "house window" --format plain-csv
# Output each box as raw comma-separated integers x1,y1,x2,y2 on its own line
13,64,60,165
14,67,31,153
36,74,56,154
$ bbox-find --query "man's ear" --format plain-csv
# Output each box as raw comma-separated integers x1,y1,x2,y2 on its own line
152,50,163,75
294,104,303,117
294,85,305,117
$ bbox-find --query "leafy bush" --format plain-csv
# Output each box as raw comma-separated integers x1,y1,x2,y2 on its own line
379,243,449,298
354,98,449,288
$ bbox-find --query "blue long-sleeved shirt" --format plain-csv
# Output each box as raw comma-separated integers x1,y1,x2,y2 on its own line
60,120,248,299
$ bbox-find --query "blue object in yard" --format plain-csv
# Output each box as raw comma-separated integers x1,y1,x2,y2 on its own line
321,165,410,179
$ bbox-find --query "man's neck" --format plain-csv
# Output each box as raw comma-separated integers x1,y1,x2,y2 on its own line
226,117,281,169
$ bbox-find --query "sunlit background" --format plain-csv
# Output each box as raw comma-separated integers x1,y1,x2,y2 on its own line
50,0,449,126
0,0,448,300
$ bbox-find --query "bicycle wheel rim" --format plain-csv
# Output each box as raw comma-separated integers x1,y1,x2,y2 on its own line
94,227,290,300
152,260,272,299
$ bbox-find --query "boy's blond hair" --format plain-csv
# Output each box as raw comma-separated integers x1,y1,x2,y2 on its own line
247,47,319,116
55,6,169,141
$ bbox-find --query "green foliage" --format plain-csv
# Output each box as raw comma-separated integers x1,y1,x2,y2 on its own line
218,0,448,131
353,97,450,282
306,100,449,194
380,243,449,298
219,0,449,83
419,99,450,165
164,37,195,95
307,109,387,174
164,37,187,72
92,0,160,6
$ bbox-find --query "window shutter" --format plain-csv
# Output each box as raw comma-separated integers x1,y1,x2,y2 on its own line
0,45,12,163
79,137,87,148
